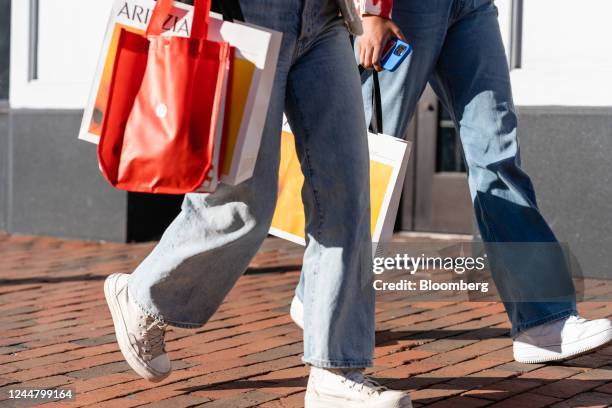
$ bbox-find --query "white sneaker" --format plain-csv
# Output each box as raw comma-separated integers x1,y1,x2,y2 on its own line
513,315,612,363
104,273,171,382
290,295,304,330
305,367,412,408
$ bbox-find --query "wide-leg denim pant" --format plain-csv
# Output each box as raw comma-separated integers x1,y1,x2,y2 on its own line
361,0,576,336
129,0,375,368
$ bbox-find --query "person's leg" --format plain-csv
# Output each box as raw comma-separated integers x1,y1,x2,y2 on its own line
107,0,412,402
429,0,577,337
285,21,374,369
293,0,452,306
428,0,612,363
126,3,298,329
104,0,300,383
284,5,411,404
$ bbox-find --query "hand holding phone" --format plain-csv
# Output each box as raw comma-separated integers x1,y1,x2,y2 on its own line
380,38,412,72
359,16,407,71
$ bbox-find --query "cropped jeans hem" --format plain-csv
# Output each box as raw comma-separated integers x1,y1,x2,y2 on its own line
302,357,373,369
513,308,577,338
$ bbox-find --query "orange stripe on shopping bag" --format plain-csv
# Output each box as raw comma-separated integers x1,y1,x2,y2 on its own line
271,131,395,242
221,58,256,177
90,24,144,139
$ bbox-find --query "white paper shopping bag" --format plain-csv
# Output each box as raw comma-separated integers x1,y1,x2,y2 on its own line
79,0,281,187
270,121,412,246
207,16,281,186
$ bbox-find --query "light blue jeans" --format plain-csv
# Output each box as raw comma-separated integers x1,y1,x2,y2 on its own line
360,0,576,336
129,0,375,368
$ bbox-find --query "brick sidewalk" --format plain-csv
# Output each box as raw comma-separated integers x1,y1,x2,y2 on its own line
0,232,611,408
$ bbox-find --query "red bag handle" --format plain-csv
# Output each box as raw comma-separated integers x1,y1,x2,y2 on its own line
147,0,211,39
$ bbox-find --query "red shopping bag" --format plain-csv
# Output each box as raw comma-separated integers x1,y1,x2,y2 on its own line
98,0,231,194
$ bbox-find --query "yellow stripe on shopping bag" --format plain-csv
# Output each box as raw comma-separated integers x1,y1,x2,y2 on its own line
271,131,306,239
369,160,394,231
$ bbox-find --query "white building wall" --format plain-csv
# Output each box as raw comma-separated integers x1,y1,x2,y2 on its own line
9,0,612,108
10,0,113,109
498,0,612,106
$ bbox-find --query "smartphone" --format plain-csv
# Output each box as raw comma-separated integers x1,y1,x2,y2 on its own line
380,38,412,72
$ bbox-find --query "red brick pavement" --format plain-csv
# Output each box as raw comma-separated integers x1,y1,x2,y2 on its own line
0,232,611,407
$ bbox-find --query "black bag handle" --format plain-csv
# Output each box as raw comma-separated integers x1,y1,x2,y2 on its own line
211,0,244,21
370,70,383,134
358,66,383,134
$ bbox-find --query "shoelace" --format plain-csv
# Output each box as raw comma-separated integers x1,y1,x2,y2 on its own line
138,315,167,361
341,370,390,396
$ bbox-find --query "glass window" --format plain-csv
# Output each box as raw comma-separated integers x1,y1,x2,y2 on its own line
435,103,466,173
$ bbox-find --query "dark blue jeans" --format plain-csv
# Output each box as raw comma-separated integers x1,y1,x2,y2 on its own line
360,0,577,336
296,0,577,338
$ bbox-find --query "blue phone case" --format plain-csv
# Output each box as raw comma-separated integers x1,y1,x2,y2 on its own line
380,39,412,72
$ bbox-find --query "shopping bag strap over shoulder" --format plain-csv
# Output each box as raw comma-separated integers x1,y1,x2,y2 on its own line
147,0,212,38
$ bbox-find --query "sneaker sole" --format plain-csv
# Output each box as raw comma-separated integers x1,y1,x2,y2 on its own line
305,392,412,408
104,273,170,383
514,327,612,364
